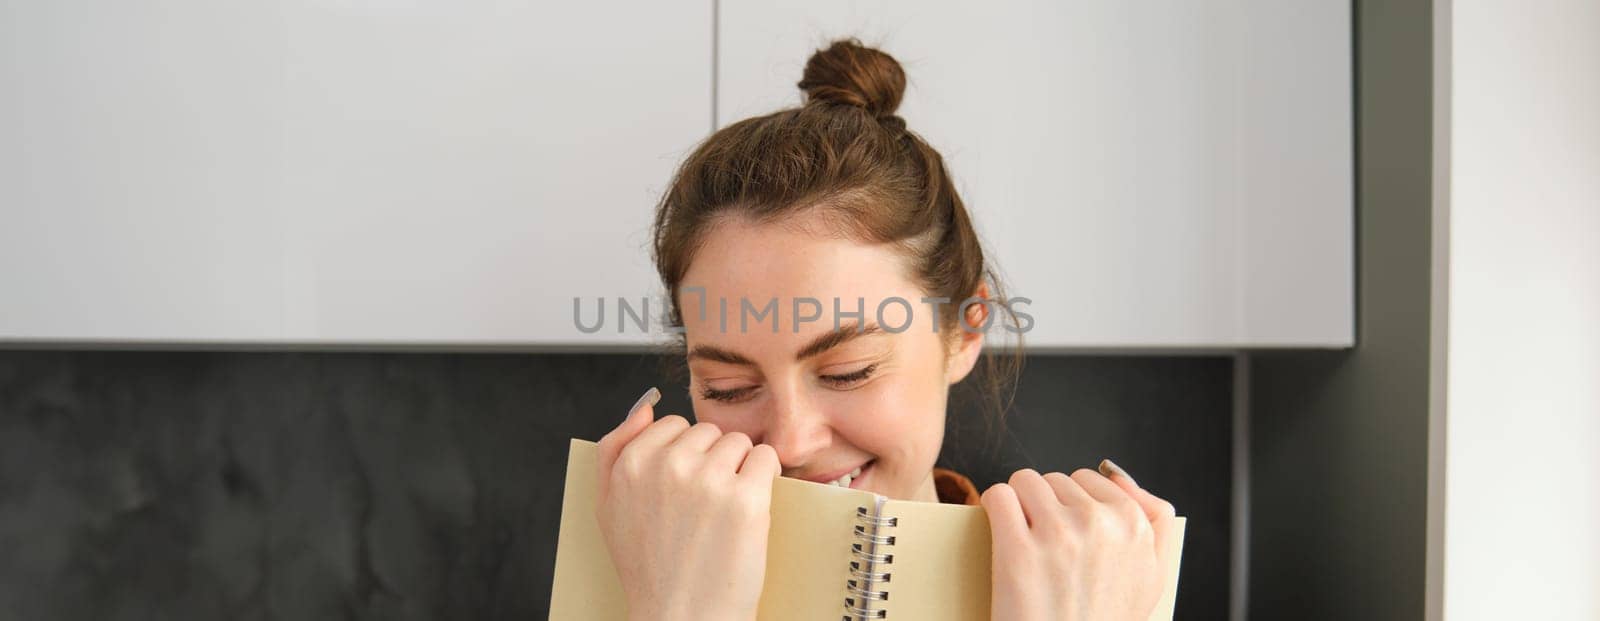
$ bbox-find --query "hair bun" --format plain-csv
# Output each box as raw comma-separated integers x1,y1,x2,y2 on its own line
797,38,906,119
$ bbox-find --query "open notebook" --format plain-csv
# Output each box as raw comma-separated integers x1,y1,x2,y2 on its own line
550,439,1185,620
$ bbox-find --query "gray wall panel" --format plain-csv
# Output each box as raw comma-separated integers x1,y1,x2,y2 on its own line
0,351,1231,619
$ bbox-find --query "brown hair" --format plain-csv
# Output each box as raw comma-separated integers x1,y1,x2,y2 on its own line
650,37,1023,436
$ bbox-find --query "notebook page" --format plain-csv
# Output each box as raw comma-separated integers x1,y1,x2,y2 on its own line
548,440,626,619
873,498,993,619
758,472,877,619
882,498,1187,620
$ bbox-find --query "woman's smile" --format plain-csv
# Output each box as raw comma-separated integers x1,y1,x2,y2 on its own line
788,458,874,488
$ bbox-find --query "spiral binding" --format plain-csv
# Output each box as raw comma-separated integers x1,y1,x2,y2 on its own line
843,502,898,620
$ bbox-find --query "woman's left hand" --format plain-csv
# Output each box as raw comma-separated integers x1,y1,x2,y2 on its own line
980,461,1178,621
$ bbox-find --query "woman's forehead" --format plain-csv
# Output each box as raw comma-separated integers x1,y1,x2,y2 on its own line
680,217,916,303
676,216,934,353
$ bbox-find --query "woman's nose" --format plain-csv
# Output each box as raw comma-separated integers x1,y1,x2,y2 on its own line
759,384,831,468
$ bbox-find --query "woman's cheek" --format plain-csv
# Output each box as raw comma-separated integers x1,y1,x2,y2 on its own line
693,402,763,438
833,379,924,440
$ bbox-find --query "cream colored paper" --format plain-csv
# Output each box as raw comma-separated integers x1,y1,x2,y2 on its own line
549,439,1185,620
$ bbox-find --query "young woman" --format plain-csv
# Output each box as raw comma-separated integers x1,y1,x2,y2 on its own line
593,38,1180,621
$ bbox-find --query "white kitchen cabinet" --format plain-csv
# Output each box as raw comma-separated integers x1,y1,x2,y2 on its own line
1,1,1350,349
718,0,1354,349
0,1,708,347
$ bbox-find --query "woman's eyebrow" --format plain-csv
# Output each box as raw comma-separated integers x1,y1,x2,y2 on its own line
686,322,885,366
794,322,883,361
686,344,756,366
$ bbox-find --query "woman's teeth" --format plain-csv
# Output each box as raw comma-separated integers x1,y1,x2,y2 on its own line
828,465,864,487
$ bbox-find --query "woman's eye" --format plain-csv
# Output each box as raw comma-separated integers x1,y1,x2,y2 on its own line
699,385,757,403
820,363,878,387
699,365,877,401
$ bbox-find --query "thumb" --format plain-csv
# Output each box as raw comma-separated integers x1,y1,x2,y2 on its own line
1097,459,1173,522
596,387,660,496
1099,458,1179,559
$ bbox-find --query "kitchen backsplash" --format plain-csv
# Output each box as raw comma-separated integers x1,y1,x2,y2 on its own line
0,350,1231,620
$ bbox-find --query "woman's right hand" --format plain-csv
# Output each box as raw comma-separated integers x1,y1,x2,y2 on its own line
594,387,781,621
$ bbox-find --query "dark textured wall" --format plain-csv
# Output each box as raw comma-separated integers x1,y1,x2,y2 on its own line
1248,0,1435,618
0,351,1231,620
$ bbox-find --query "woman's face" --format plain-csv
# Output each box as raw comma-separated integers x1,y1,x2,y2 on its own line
678,215,984,503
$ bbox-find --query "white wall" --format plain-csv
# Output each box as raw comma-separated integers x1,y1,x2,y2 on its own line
1443,0,1600,618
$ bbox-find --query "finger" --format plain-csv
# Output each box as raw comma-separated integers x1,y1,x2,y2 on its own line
1110,475,1179,562
597,387,660,495
1070,468,1144,522
670,422,724,454
1099,459,1177,525
980,483,1028,542
627,414,693,456
1042,471,1094,507
1151,506,1181,573
705,432,754,472
1097,458,1138,486
736,443,781,480
1007,469,1061,529
604,385,662,448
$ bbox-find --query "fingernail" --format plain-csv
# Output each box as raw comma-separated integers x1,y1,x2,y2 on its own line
1098,458,1138,485
629,386,661,417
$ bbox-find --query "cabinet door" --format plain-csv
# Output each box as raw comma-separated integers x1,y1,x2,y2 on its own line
0,1,709,347
718,1,1353,348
